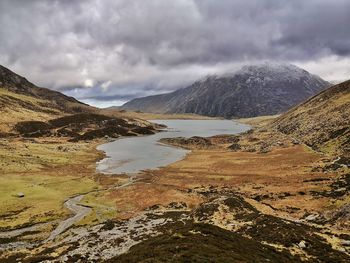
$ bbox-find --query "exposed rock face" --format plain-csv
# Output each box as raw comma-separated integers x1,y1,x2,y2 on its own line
121,63,330,118
271,80,350,156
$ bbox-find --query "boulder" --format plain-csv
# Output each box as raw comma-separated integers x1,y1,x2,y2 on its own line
298,240,307,249
16,192,25,198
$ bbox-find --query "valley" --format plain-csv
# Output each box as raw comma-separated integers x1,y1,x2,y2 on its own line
1,115,349,262
2,1,349,262
0,66,349,262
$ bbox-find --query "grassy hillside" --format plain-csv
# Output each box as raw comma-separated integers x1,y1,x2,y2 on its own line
0,65,95,133
0,88,63,132
270,80,350,156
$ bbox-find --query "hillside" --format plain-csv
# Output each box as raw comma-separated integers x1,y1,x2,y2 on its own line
0,65,159,138
121,63,330,118
271,80,350,156
0,65,94,132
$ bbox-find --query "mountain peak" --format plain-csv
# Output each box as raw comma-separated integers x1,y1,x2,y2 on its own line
122,63,331,118
235,62,307,78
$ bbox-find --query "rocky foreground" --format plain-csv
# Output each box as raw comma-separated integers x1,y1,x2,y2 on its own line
4,187,349,262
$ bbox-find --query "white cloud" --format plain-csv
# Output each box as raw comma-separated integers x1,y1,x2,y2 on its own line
101,80,112,91
84,79,94,88
295,56,350,83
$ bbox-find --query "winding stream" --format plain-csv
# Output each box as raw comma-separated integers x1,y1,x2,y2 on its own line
0,119,249,244
48,119,249,239
47,177,137,241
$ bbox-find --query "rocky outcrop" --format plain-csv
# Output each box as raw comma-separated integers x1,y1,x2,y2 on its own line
160,136,213,149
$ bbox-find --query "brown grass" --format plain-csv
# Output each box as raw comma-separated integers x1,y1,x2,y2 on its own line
0,138,105,230
138,145,338,220
100,109,218,120
237,114,280,127
107,183,202,219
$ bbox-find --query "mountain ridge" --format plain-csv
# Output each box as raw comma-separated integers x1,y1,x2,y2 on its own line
0,65,90,111
0,65,96,132
0,65,158,138
121,63,330,118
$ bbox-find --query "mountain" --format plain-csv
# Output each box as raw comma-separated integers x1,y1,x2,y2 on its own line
0,65,95,132
121,63,330,118
0,65,92,112
0,65,158,138
271,79,350,156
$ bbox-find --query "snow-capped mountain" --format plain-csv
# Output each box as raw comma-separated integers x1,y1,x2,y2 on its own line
121,63,330,118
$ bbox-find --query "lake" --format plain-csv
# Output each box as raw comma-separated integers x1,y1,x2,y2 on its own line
96,119,250,174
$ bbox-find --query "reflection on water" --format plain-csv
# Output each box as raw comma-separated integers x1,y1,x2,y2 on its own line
96,119,250,174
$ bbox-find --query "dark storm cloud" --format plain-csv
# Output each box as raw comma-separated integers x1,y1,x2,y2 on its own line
272,0,350,58
0,0,349,107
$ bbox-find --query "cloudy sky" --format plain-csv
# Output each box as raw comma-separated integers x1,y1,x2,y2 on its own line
1,0,349,107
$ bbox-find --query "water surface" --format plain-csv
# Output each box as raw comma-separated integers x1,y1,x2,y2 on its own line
96,120,250,174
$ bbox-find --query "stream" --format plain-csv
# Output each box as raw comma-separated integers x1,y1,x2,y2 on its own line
0,120,249,244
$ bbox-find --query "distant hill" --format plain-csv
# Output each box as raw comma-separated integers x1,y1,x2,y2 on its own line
0,65,159,137
271,80,350,156
121,63,330,118
0,65,93,112
0,65,95,132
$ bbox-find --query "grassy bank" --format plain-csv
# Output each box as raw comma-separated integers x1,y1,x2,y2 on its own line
0,138,102,230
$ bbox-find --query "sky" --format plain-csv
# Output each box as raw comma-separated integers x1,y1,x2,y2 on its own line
1,0,350,108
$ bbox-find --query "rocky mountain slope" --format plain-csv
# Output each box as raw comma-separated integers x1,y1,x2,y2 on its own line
271,80,350,156
121,63,330,118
